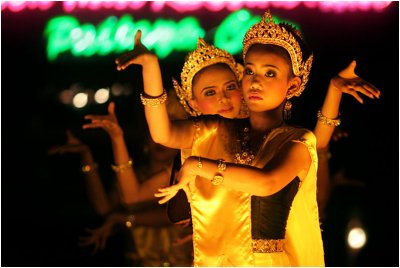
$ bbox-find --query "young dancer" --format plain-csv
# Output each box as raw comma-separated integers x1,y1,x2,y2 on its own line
115,10,380,266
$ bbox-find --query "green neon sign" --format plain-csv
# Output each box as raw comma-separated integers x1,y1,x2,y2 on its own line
44,10,300,61
44,14,205,61
214,9,260,55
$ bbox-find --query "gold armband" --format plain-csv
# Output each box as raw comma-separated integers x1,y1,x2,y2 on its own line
317,110,341,127
140,90,167,107
111,158,133,173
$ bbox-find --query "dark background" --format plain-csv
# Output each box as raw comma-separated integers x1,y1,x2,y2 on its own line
2,2,399,266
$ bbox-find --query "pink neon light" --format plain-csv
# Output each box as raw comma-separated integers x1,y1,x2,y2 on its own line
1,1,54,12
2,1,26,12
150,2,165,13
63,1,146,12
86,1,103,11
1,1,392,13
149,1,390,13
150,1,265,12
114,2,130,11
62,1,76,12
204,2,225,12
225,1,242,12
270,2,301,10
308,1,391,13
151,1,205,12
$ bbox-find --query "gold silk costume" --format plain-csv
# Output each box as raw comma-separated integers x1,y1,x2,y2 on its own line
174,9,323,266
181,116,324,266
182,117,254,266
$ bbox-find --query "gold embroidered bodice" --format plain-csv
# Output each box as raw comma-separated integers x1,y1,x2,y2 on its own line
181,116,324,267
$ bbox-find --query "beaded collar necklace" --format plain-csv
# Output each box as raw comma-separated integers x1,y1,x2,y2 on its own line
234,120,284,165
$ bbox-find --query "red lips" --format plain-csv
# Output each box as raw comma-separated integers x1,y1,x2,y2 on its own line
218,106,234,114
247,92,263,100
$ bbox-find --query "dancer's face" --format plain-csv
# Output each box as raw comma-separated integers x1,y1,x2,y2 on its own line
189,64,242,119
242,45,301,113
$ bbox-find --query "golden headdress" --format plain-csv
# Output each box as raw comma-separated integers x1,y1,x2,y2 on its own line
173,38,243,117
242,10,313,98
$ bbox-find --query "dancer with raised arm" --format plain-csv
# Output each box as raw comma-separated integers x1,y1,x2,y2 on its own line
115,10,380,266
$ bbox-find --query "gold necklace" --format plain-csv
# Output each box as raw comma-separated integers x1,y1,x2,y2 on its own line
234,126,255,165
234,121,284,165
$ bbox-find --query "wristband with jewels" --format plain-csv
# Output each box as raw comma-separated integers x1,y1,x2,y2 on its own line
317,110,341,127
111,158,133,173
140,90,168,107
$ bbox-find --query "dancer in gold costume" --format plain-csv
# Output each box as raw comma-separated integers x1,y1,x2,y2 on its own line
156,12,321,265
115,10,380,266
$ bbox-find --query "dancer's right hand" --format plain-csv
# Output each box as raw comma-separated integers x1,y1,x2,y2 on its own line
115,30,157,71
83,102,123,140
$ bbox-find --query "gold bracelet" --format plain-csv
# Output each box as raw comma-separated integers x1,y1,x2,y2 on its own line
140,90,167,107
211,159,226,186
317,110,341,127
211,173,224,186
197,157,203,169
81,163,98,173
125,214,135,228
111,158,133,173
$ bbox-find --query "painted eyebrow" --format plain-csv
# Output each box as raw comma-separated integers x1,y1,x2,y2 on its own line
201,80,236,93
245,62,280,70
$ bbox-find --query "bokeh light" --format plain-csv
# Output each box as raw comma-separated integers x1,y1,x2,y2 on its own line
347,227,367,249
72,92,88,108
94,88,110,104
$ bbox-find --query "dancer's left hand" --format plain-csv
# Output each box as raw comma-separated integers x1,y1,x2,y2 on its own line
331,60,381,104
155,157,198,204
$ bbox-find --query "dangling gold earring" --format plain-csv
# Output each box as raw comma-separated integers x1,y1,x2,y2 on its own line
239,97,249,118
283,98,292,121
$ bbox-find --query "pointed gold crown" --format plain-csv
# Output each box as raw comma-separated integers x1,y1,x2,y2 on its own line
173,38,243,117
242,10,313,98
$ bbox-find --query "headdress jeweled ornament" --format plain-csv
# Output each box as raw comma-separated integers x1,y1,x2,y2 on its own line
173,38,243,117
242,10,313,98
